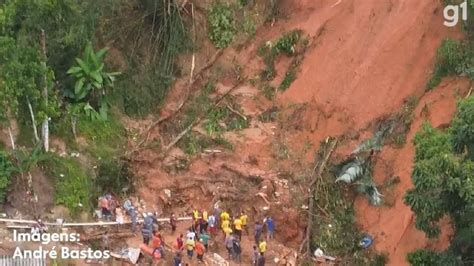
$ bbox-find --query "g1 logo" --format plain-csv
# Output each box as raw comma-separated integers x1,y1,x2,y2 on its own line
444,0,468,27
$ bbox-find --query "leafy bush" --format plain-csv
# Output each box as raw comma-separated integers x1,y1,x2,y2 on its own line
279,67,296,91
114,2,189,117
96,158,134,196
450,96,474,159
407,249,459,266
407,249,440,266
67,43,120,121
273,30,301,55
427,39,467,89
0,151,15,203
258,30,301,81
0,0,100,79
42,154,93,215
405,98,474,264
243,12,256,36
208,2,237,48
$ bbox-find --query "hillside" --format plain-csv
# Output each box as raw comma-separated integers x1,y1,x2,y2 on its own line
0,0,473,265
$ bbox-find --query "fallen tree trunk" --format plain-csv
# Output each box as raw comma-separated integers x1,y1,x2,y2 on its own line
130,50,224,154
298,138,338,259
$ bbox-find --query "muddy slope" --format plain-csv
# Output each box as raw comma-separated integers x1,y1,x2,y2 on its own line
132,0,464,264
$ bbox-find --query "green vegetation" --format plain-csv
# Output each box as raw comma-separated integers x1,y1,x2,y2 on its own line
0,0,139,214
176,82,245,155
258,30,301,81
427,39,469,89
279,67,297,91
179,132,233,155
113,1,189,117
404,97,474,264
67,43,120,121
450,95,474,159
407,249,458,266
208,2,237,48
237,0,249,7
41,154,93,215
0,151,15,203
96,158,134,196
243,12,256,37
307,139,387,265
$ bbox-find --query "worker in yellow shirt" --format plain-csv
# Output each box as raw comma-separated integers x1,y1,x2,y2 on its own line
240,211,248,235
223,226,233,237
233,217,242,240
220,210,230,222
193,209,199,220
192,209,200,232
221,219,230,239
258,239,267,254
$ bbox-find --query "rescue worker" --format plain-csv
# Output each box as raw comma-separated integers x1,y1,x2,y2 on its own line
151,231,164,257
208,214,217,236
98,196,111,220
185,237,196,259
170,213,177,233
176,233,184,251
233,216,243,240
195,239,206,263
264,216,274,240
254,221,263,244
123,199,137,232
142,213,158,244
224,233,234,260
201,209,208,233
252,245,259,265
232,237,242,263
240,211,248,235
258,239,267,254
199,231,210,250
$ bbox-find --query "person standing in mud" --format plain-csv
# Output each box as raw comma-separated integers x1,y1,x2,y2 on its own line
232,237,242,263
170,212,177,233
195,239,206,263
240,210,248,235
208,213,217,237
201,209,209,233
264,216,274,240
233,216,243,240
257,252,266,266
213,202,222,227
252,245,259,266
225,233,235,260
176,233,184,251
254,221,263,244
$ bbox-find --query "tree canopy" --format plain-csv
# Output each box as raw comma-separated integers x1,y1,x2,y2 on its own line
405,98,474,265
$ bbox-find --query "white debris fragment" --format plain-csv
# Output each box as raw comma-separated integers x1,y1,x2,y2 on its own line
164,189,171,198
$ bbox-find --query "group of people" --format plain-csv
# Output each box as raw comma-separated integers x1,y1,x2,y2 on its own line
166,207,275,265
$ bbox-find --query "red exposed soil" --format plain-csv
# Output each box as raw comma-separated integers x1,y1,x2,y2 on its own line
129,0,469,264
355,78,470,266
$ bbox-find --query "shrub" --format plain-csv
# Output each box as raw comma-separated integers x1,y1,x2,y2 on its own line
407,249,439,266
96,158,134,196
450,96,474,159
208,2,236,48
42,154,93,215
427,39,466,89
0,151,15,203
279,68,296,91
